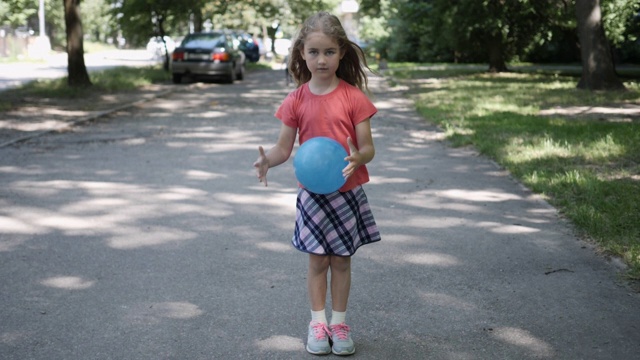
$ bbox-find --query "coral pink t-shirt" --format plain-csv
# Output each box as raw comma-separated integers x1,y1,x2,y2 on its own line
275,79,377,192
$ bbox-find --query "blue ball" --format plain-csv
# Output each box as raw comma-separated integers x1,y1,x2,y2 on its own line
294,137,348,194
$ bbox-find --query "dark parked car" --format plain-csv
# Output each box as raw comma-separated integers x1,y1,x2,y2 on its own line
232,31,261,62
170,31,246,84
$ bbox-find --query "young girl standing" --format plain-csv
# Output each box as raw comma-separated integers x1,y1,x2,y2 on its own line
253,11,381,356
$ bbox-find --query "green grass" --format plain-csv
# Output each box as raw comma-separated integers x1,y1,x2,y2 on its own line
0,66,170,100
246,61,274,71
5,60,271,98
0,56,45,64
83,41,119,54
0,64,174,113
386,64,640,279
0,60,273,112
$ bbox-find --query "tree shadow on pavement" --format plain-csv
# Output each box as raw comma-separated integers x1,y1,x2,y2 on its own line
1,69,639,359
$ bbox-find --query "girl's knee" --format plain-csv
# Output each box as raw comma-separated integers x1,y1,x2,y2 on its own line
308,254,331,273
330,255,351,273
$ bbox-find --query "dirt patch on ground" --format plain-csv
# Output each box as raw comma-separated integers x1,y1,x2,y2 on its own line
538,104,640,122
0,84,175,146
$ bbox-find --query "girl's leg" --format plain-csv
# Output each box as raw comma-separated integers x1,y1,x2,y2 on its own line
306,254,332,355
328,255,356,355
308,254,331,311
329,255,351,312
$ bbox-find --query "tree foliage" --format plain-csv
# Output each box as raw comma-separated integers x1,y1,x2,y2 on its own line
82,0,120,43
376,0,570,72
360,0,639,68
1,0,39,26
3,0,638,89
103,0,338,68
601,0,639,46
1,0,66,48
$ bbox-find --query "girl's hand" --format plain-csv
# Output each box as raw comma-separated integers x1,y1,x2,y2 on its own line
342,137,361,179
253,146,269,186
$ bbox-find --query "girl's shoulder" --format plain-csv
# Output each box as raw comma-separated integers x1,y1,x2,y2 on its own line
339,79,369,95
337,79,356,92
284,83,308,100
337,79,372,102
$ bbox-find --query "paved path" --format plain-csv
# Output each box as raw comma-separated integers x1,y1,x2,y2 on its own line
1,68,639,359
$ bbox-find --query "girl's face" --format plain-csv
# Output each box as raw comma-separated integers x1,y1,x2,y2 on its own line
300,31,343,82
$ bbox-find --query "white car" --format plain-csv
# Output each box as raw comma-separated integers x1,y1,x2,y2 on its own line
146,36,176,58
264,38,292,56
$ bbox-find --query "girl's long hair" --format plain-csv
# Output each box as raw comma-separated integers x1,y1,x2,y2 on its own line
288,11,372,93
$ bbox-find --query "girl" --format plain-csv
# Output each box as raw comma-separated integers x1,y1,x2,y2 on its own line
253,11,381,356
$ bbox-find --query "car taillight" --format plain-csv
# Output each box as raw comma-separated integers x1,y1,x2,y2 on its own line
172,51,184,61
212,52,230,61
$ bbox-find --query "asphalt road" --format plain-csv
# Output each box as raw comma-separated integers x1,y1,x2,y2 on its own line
1,68,639,359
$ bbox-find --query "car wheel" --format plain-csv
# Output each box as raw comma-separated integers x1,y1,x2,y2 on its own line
172,73,182,84
236,63,245,81
224,65,235,84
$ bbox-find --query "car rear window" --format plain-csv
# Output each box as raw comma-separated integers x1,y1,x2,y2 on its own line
181,33,226,49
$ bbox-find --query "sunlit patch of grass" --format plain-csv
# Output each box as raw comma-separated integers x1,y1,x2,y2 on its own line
246,62,273,71
0,62,278,114
5,65,171,100
83,41,118,53
91,66,171,91
392,63,640,279
8,77,83,99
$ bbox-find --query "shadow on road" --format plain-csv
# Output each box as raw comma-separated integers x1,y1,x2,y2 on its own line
1,68,638,359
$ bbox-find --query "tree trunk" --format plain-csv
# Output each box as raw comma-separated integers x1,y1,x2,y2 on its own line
487,33,508,73
193,11,203,33
575,0,625,90
63,0,91,87
156,17,170,71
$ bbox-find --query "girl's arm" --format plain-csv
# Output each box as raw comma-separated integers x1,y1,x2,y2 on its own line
254,124,297,187
343,118,375,179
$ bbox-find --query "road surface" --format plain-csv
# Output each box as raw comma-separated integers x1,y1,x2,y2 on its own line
1,68,639,359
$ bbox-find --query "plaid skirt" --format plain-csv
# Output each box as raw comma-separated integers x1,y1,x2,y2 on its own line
292,186,381,256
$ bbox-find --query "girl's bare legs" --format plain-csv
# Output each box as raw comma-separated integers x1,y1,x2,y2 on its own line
306,254,332,355
307,254,352,312
307,254,355,355
329,255,351,312
308,254,331,311
327,255,355,355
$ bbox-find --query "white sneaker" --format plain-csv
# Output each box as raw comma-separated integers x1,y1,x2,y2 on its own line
330,323,355,355
306,321,331,355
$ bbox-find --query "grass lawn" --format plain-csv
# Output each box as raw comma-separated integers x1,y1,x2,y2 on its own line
381,63,640,279
0,61,272,112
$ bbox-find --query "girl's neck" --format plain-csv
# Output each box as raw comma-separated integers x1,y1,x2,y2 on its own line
307,75,340,95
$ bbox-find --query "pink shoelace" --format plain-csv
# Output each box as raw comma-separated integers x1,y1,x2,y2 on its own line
330,323,351,340
310,321,331,340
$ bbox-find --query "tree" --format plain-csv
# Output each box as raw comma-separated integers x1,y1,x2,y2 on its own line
110,0,194,70
430,0,561,72
63,0,92,87
1,0,66,48
218,0,339,54
82,0,120,44
375,0,550,69
575,0,626,90
1,0,38,27
109,0,339,62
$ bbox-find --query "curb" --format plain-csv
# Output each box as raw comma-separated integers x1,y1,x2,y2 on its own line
0,87,176,149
